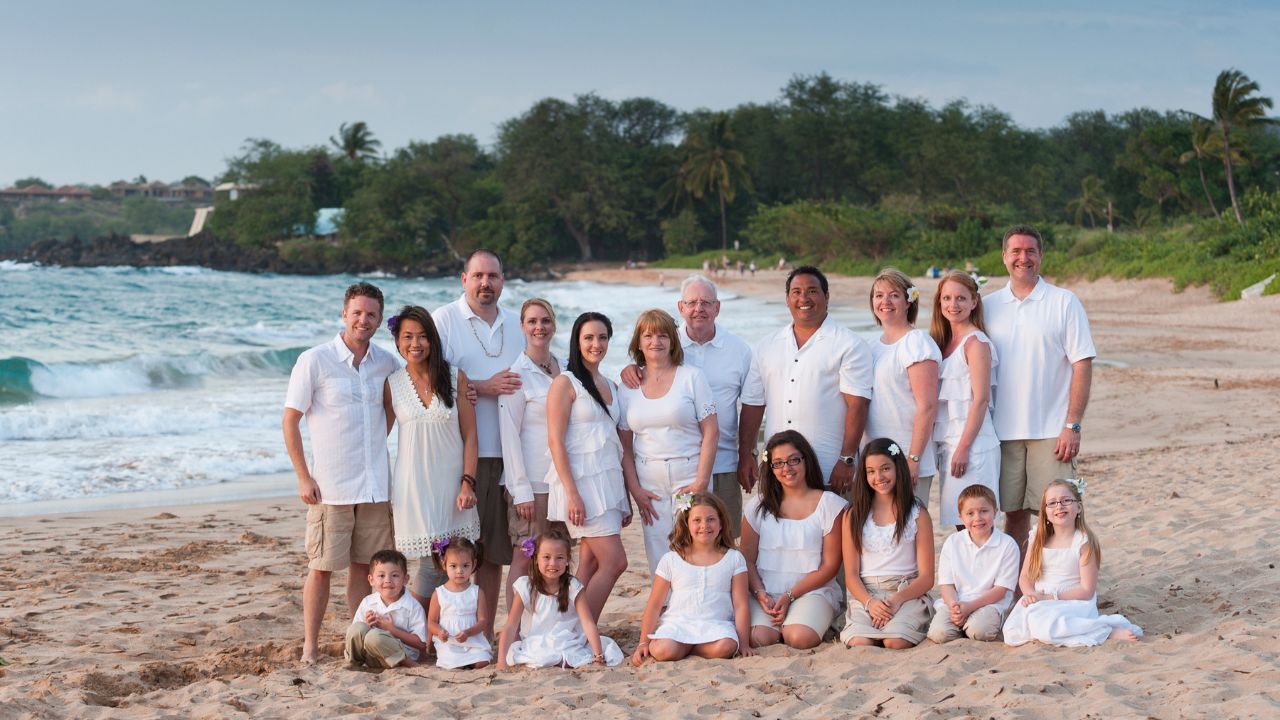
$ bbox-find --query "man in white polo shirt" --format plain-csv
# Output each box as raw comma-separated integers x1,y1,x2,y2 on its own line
431,249,524,634
738,266,873,494
283,282,399,664
985,224,1095,552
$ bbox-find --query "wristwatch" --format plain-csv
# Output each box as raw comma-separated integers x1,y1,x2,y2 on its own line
838,454,856,466
1065,422,1082,433
908,453,922,463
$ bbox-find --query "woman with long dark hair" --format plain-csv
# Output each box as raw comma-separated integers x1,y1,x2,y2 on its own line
382,304,479,604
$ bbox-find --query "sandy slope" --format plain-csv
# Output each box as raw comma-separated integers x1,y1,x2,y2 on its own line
1,275,1277,719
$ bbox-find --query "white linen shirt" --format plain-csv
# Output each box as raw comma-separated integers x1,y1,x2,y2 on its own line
618,365,717,460
740,314,873,483
935,527,1021,615
351,589,429,662
679,322,754,474
497,352,567,504
432,295,525,459
284,334,398,505
866,329,942,477
985,278,1096,441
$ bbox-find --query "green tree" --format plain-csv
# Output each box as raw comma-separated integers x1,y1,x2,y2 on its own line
1067,175,1108,227
330,121,382,162
12,177,52,189
679,112,753,249
1199,69,1277,226
1179,118,1226,217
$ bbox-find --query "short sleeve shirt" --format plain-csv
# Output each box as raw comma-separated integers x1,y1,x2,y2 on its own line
351,590,429,661
936,527,1021,614
619,365,717,460
866,329,942,477
679,323,754,474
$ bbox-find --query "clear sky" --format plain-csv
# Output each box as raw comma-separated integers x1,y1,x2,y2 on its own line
2,0,1277,186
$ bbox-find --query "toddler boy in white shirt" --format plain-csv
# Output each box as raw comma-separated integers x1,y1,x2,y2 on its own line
928,485,1020,643
345,550,429,668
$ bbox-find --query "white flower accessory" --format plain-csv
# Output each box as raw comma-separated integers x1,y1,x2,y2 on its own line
674,493,695,513
887,443,901,456
1069,477,1087,499
906,286,920,304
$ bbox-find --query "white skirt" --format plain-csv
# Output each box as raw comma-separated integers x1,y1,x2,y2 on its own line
1003,598,1143,647
935,441,1001,526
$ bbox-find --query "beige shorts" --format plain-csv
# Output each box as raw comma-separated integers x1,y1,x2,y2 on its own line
305,501,393,572
999,439,1077,513
506,491,570,546
476,458,512,565
749,592,838,639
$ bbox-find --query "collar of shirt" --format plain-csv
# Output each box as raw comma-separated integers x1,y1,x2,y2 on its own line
330,332,383,370
455,293,510,328
785,313,837,352
995,276,1047,305
367,589,417,614
680,321,723,349
961,526,1006,551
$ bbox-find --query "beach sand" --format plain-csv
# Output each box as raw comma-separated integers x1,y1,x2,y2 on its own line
2,273,1278,719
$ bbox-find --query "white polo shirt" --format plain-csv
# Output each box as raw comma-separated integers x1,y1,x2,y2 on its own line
351,589,429,662
679,322,754,474
432,295,525,458
740,314,873,483
985,278,1096,441
284,334,398,505
935,527,1021,615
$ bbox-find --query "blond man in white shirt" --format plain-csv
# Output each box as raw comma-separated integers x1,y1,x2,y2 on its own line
284,282,398,664
738,266,873,493
985,225,1095,551
431,249,525,635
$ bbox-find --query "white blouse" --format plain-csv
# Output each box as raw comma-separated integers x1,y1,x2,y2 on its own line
934,330,1000,451
618,365,716,460
859,505,921,577
745,491,848,610
498,352,567,504
867,329,942,477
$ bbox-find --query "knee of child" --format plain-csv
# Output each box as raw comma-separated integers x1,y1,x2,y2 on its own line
882,637,917,650
781,625,821,650
706,638,738,658
927,627,950,644
968,625,999,642
750,626,779,648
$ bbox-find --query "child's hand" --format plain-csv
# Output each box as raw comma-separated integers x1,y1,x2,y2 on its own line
433,628,450,643
1020,592,1045,606
370,613,394,631
591,652,606,666
454,628,474,642
631,641,650,667
867,598,894,628
364,609,380,625
737,642,756,658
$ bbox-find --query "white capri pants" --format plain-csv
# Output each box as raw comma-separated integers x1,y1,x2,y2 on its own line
634,454,699,574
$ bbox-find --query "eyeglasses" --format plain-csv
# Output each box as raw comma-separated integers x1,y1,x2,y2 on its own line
1045,499,1077,510
769,456,803,470
681,300,716,309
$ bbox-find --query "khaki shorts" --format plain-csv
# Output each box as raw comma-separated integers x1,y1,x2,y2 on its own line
749,592,838,639
476,458,513,565
712,471,744,537
506,491,570,546
999,439,1077,513
305,501,393,572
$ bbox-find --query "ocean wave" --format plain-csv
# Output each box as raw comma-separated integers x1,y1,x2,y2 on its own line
0,260,39,272
0,402,265,441
0,347,307,403
144,265,210,275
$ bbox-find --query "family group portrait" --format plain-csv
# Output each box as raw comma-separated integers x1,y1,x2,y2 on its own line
2,3,1277,718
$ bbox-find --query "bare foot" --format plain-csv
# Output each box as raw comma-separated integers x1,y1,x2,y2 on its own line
470,661,490,669
399,657,418,667
1108,628,1139,642
301,651,320,665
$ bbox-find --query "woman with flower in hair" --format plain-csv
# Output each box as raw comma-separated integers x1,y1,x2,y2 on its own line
741,430,848,650
632,493,754,665
867,268,942,507
383,305,480,605
1002,479,1141,646
841,437,935,650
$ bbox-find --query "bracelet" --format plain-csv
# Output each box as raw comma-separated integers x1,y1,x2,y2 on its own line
592,653,605,660
460,474,476,489
1052,591,1060,601
784,589,796,603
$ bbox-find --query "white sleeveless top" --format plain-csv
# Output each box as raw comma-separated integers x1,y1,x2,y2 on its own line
934,330,1000,451
859,505,921,577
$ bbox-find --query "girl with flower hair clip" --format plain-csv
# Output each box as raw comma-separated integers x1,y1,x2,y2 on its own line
632,493,755,665
426,537,492,668
1001,479,1142,646
841,437,936,650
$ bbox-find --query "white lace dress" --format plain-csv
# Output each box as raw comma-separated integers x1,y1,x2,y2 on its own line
648,549,747,646
1002,531,1143,647
505,576,624,667
544,374,630,538
388,367,480,558
432,584,493,668
934,330,1001,525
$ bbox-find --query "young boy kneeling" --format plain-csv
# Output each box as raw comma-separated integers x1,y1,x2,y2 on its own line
928,485,1020,643
345,549,429,667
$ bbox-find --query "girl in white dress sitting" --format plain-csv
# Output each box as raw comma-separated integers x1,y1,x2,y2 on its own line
427,537,492,669
497,531,624,669
631,493,754,665
1003,480,1142,647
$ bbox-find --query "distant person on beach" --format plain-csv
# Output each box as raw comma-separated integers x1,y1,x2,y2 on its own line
984,225,1095,553
432,249,525,635
284,281,398,664
749,261,756,276
345,550,429,668
738,266,872,494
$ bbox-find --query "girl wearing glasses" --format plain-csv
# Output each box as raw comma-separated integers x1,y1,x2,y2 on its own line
739,430,848,650
1002,480,1142,646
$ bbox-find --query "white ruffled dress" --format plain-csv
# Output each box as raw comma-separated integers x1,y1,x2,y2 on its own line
648,549,747,646
544,373,630,538
505,576,624,667
1002,530,1143,647
933,330,1002,525
432,584,493,668
745,492,848,612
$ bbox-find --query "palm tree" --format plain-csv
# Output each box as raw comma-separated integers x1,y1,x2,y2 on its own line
1067,175,1107,228
330,121,382,162
1179,118,1221,217
678,113,753,249
1201,69,1276,226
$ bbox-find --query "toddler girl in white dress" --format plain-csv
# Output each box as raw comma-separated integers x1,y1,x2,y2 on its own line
1003,480,1142,647
631,493,754,665
427,537,492,668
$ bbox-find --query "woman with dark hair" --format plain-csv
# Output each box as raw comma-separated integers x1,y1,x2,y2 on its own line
544,312,634,621
740,430,847,649
382,305,480,605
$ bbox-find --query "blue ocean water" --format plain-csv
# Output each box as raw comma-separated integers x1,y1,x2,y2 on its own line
0,261,877,504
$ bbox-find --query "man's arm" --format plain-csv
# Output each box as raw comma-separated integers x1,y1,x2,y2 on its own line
1055,358,1092,462
736,404,764,492
829,393,868,493
283,408,320,504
